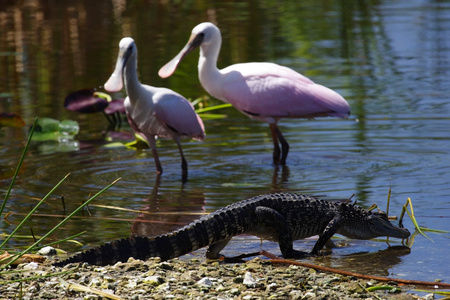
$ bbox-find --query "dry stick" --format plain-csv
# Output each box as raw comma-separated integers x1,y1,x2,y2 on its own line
260,251,450,289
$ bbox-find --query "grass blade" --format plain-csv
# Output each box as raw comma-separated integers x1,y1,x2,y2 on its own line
195,103,232,113
0,117,38,217
0,174,70,250
400,197,431,241
39,231,86,248
60,279,124,300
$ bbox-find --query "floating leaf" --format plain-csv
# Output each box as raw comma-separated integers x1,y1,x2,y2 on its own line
104,98,126,114
0,113,25,127
93,91,112,102
102,142,127,148
64,88,109,113
124,133,149,149
31,118,79,142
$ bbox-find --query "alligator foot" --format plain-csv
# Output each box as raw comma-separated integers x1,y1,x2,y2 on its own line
282,249,311,259
262,249,311,260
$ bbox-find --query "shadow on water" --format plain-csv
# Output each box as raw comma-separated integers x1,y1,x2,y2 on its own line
314,245,412,277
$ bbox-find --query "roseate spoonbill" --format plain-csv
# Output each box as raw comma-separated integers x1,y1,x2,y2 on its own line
159,22,350,165
105,37,205,181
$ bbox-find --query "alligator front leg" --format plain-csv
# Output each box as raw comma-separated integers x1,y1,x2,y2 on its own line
206,238,232,259
310,217,341,255
254,206,309,259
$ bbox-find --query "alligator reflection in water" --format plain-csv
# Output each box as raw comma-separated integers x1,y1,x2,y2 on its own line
314,246,411,276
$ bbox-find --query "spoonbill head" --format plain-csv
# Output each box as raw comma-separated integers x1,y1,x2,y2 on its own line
105,37,205,181
159,22,350,165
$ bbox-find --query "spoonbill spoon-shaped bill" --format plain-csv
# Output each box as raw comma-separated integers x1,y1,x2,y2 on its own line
159,22,350,165
105,37,205,181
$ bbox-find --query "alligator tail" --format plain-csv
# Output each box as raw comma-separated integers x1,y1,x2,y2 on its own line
54,203,250,267
53,236,152,266
53,218,219,266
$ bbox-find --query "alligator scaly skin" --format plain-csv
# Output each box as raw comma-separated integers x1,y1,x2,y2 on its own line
53,193,410,266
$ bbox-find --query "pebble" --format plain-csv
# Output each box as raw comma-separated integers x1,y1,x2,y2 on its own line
243,271,257,287
22,262,40,270
0,257,426,299
196,277,213,287
37,246,57,256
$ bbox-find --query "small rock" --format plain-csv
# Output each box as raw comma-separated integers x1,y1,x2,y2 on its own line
27,283,40,293
196,277,213,287
143,275,165,286
23,262,39,270
230,288,240,296
126,278,139,288
37,246,57,256
215,284,226,292
303,291,316,298
243,271,257,288
158,262,173,270
289,289,303,300
233,276,244,284
38,290,57,299
93,267,107,272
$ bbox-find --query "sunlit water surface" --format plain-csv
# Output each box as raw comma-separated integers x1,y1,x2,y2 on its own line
0,0,449,290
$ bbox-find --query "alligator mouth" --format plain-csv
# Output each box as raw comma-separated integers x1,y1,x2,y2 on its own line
386,225,411,239
370,212,411,239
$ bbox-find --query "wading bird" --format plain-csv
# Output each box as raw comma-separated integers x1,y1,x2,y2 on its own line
159,22,350,165
105,37,205,181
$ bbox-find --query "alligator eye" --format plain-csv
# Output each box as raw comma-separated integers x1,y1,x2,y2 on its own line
372,211,389,220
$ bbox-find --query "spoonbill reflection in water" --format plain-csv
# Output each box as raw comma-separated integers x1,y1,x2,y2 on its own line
105,37,205,181
159,22,350,165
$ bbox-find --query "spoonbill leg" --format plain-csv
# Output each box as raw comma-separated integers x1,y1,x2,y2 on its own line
270,123,289,165
174,136,188,182
147,135,163,175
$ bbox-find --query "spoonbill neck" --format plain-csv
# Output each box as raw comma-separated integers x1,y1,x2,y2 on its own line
123,54,142,100
198,47,226,101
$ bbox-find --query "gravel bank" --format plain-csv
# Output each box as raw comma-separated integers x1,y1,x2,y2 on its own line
0,257,435,299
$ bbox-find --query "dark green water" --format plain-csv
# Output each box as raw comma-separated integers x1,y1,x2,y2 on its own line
0,0,449,286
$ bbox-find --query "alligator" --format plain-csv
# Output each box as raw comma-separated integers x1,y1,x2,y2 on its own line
53,193,410,266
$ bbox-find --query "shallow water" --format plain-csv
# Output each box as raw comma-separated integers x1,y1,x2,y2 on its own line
0,0,449,286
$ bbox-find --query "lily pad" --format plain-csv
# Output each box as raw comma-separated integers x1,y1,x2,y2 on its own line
104,98,126,114
31,118,79,142
64,88,110,113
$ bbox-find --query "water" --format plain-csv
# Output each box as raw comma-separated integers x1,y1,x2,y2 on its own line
1,0,449,287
